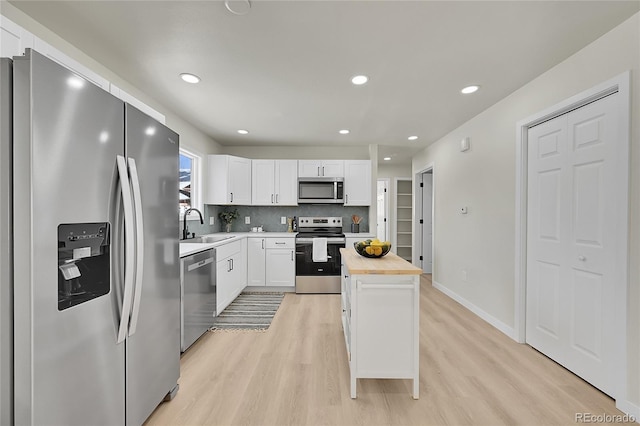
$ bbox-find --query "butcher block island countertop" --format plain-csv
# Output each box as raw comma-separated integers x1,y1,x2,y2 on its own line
339,247,421,399
340,247,423,275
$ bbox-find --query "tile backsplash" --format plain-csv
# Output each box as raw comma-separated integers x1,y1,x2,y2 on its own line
181,204,369,237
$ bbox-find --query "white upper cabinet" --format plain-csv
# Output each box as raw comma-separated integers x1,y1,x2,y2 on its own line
344,160,372,206
1,16,34,59
207,155,252,205
251,159,297,205
298,160,344,178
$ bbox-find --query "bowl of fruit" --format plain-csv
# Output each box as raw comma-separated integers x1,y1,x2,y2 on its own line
353,239,392,258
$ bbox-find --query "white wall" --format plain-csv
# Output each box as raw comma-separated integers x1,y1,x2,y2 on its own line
0,2,222,158
413,12,640,406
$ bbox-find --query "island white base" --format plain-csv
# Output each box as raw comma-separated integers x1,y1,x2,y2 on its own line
341,270,420,399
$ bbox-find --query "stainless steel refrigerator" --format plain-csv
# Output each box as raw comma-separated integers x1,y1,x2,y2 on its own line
7,49,180,425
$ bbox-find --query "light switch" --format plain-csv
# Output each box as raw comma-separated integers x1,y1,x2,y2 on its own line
281,216,287,224
461,137,470,152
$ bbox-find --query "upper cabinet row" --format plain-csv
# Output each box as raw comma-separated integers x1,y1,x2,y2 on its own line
207,155,371,206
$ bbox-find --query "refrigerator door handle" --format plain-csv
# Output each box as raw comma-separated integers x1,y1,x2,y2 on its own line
127,158,145,336
116,155,135,344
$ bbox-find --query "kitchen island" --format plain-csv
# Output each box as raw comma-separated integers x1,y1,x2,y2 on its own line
340,247,422,399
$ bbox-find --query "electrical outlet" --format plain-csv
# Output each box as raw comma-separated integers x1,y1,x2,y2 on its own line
281,216,286,225
245,216,251,224
209,217,214,225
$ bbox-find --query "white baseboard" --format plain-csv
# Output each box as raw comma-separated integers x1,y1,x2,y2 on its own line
615,399,640,421
432,280,516,340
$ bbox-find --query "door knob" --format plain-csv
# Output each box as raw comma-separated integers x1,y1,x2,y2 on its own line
578,255,586,261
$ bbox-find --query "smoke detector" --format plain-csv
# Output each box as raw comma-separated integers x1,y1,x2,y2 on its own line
225,0,251,15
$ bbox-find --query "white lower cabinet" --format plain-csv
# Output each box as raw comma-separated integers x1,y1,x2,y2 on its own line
247,237,266,286
341,257,420,399
215,239,247,313
265,242,295,287
247,236,295,287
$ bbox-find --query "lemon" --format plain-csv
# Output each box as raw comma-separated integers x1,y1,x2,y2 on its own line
373,246,383,256
365,246,374,255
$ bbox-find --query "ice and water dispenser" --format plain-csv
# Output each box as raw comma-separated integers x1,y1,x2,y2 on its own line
57,223,110,310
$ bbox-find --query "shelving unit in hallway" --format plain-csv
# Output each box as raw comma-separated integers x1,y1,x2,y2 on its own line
394,178,412,262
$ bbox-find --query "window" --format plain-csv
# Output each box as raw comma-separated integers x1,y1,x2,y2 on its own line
179,148,201,218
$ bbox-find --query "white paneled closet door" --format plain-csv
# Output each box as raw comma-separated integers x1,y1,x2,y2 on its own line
526,93,619,397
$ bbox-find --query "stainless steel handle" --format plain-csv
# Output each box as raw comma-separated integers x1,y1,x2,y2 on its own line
276,194,279,203
128,158,145,336
187,257,214,271
116,156,135,344
231,258,234,270
345,194,349,204
317,166,320,176
271,194,274,204
227,259,231,272
291,251,294,261
262,239,265,249
322,166,325,176
275,242,286,245
230,192,234,203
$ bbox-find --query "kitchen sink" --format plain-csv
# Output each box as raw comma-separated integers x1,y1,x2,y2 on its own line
190,235,235,244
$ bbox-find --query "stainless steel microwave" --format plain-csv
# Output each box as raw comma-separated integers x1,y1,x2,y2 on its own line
298,177,344,204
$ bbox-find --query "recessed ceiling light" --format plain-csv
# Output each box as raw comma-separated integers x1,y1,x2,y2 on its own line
180,73,201,84
339,129,350,135
351,75,369,85
383,157,391,161
408,136,418,141
461,85,479,94
237,129,249,135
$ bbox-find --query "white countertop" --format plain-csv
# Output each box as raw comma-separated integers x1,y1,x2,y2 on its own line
179,232,297,257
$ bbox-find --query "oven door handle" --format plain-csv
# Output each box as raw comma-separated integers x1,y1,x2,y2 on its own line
296,238,345,244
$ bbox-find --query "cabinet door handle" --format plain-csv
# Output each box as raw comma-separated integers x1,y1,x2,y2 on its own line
345,194,349,204
291,250,294,261
322,166,325,176
231,258,234,270
227,259,231,272
317,166,320,176
276,194,279,203
230,192,234,203
262,239,265,249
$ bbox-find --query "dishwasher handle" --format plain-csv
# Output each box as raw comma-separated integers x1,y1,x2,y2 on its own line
186,256,214,272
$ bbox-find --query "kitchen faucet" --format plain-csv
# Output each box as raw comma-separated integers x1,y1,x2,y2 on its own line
182,208,204,240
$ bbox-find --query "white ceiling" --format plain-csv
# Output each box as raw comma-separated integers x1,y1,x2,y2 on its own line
8,0,640,164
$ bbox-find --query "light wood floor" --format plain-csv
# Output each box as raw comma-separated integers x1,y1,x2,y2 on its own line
145,275,624,425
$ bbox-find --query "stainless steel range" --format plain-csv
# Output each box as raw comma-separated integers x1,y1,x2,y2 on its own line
295,216,345,294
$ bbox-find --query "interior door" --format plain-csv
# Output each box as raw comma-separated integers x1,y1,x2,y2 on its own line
526,93,618,396
421,173,433,273
376,179,388,241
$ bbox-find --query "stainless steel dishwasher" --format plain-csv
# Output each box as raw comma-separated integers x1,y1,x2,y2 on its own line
180,248,216,352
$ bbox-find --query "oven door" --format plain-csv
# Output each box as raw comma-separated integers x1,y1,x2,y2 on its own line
295,238,344,276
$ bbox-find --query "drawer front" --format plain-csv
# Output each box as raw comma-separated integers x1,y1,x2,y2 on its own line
265,238,295,249
216,239,241,260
